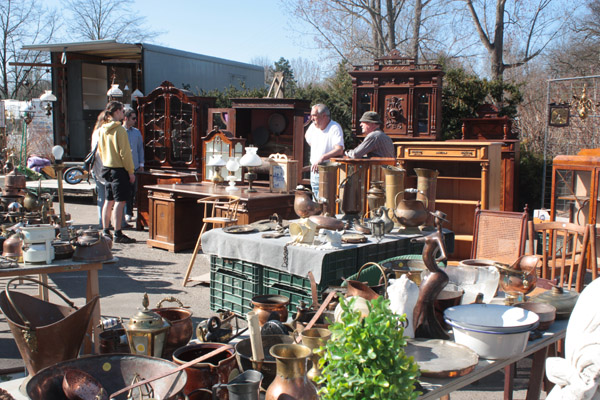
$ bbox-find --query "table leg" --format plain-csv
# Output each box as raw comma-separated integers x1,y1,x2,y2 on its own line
504,364,514,400
38,273,49,300
85,265,101,354
525,346,549,400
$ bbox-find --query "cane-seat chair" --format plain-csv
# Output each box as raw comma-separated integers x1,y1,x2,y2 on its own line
182,195,240,287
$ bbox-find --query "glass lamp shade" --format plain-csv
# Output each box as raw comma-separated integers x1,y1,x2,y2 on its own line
131,89,144,100
51,145,64,162
207,154,227,167
107,84,123,97
226,157,240,172
239,147,262,167
39,90,57,102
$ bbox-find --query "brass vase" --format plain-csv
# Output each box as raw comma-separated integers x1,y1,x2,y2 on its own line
383,165,405,226
300,328,332,382
318,162,339,216
414,168,438,229
265,344,319,400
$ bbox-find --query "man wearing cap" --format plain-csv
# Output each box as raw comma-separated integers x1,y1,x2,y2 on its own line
346,111,395,159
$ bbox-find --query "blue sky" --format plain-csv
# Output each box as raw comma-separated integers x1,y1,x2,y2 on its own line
130,0,322,67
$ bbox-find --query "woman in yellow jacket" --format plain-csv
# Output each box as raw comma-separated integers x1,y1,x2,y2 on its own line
97,101,136,244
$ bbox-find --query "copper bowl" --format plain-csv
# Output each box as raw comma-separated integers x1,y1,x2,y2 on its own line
251,294,289,326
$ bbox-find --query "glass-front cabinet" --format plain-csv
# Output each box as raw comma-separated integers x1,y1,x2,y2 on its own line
551,151,600,227
202,128,246,182
137,81,215,172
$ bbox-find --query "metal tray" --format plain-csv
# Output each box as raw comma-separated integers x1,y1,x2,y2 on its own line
405,339,478,378
341,233,367,243
222,225,256,234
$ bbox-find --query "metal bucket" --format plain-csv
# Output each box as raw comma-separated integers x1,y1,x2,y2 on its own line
0,277,99,375
26,354,187,400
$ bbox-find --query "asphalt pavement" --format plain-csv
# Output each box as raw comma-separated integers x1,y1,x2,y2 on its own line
0,192,548,399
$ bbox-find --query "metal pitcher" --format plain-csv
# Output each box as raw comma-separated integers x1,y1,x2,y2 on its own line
394,190,428,233
293,186,324,218
383,165,405,226
338,169,362,220
210,370,263,400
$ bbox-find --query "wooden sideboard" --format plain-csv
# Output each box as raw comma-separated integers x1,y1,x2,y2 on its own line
145,183,296,252
396,141,502,260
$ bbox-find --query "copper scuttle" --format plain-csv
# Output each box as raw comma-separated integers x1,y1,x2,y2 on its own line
0,277,99,375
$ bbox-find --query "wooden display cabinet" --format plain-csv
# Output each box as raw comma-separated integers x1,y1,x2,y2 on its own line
201,128,245,183
137,81,215,172
349,50,443,140
550,149,600,227
396,141,502,260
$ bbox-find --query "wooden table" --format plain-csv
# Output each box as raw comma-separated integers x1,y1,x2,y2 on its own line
0,260,103,354
418,318,566,400
145,182,296,252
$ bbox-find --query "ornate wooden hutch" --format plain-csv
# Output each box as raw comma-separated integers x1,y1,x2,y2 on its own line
349,50,443,140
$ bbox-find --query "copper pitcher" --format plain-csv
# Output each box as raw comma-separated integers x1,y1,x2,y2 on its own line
294,186,324,218
265,344,319,400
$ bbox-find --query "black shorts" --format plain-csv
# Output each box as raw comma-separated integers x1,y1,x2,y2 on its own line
101,167,131,202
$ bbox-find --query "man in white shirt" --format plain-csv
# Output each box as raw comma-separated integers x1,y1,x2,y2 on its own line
305,104,344,197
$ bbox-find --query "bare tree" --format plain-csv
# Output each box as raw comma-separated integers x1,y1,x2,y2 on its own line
0,0,59,100
64,0,161,42
291,57,323,87
460,0,577,80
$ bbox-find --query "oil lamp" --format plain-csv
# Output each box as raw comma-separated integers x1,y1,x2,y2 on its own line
239,146,262,193
207,154,227,185
225,156,240,191
124,293,171,357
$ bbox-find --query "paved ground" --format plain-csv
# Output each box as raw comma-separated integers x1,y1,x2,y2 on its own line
0,191,548,399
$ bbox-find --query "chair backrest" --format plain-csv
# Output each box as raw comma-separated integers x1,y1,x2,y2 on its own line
471,207,528,264
199,195,240,222
528,221,592,293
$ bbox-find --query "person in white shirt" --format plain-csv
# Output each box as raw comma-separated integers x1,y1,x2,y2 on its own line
305,104,344,198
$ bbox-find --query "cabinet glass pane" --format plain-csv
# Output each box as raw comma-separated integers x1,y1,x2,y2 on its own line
143,96,166,163
169,97,194,164
554,168,591,224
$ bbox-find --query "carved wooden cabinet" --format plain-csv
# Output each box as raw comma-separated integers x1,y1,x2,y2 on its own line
137,81,215,172
349,50,443,140
396,141,502,260
551,149,600,227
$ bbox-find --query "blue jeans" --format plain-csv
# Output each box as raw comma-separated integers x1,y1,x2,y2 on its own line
310,171,320,199
95,179,105,226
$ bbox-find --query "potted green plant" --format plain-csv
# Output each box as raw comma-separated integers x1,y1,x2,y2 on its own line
316,296,421,399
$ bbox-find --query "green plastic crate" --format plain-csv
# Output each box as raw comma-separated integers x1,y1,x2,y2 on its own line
356,238,411,266
211,255,262,277
209,263,262,317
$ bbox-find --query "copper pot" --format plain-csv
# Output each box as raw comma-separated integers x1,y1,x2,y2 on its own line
251,294,289,326
294,187,323,218
172,343,239,399
151,297,193,360
394,191,428,229
2,233,23,261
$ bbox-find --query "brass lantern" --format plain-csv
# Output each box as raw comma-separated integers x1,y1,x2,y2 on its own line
124,293,171,357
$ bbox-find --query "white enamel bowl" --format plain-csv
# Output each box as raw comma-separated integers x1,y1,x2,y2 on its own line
444,304,539,333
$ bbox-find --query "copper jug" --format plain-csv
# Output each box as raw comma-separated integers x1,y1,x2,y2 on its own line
265,344,319,400
318,162,339,216
339,169,362,220
294,186,323,218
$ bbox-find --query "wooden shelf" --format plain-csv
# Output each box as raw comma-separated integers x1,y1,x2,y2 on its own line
437,176,481,182
436,199,480,205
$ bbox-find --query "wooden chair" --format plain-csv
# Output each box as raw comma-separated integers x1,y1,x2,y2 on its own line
182,195,240,287
527,221,594,293
470,205,529,264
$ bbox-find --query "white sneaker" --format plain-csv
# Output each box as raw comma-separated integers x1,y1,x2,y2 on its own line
125,214,133,222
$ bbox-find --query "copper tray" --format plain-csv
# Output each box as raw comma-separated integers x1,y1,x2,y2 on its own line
222,225,256,234
309,215,347,231
405,339,478,378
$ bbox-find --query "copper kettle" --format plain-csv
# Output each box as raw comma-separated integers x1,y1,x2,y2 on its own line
294,186,324,218
71,228,113,262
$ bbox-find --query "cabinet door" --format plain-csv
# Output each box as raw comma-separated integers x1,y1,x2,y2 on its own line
381,93,409,136
142,95,167,166
553,168,593,225
169,96,195,166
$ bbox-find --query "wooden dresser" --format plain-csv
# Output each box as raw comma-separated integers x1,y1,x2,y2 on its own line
396,141,502,260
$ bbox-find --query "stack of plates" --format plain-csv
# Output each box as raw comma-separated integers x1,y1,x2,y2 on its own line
444,304,539,359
